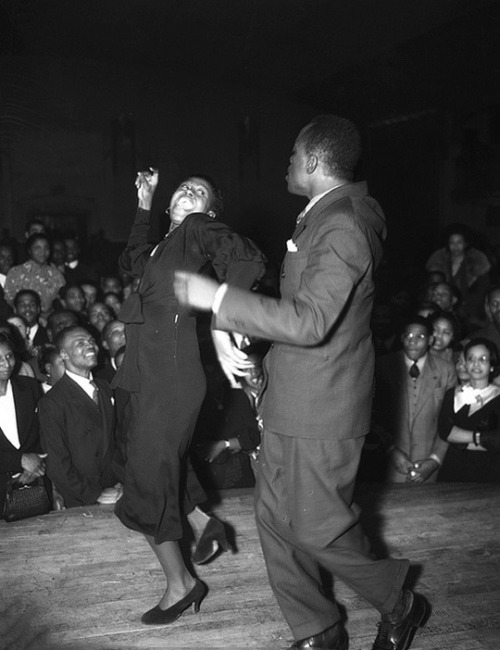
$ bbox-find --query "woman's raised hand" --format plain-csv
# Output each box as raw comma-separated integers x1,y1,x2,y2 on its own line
136,167,159,208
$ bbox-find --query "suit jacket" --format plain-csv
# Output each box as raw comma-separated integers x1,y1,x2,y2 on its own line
374,351,457,482
0,376,44,512
32,324,50,348
38,373,116,507
215,182,386,439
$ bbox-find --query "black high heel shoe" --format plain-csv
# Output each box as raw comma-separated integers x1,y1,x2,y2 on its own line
191,516,233,565
141,579,207,625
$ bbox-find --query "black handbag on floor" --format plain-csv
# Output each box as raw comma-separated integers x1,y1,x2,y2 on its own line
2,476,51,522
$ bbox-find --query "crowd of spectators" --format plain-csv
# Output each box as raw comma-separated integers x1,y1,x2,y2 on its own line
1,217,499,518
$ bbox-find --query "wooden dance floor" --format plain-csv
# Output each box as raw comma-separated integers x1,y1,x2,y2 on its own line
1,482,499,650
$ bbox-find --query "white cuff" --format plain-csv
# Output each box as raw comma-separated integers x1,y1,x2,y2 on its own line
428,453,442,466
212,283,228,314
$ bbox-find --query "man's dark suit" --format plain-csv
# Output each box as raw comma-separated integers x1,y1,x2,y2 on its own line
38,374,116,507
374,351,456,482
0,376,44,513
215,182,409,639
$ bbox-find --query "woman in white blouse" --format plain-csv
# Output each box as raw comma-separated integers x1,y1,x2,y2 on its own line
438,337,500,482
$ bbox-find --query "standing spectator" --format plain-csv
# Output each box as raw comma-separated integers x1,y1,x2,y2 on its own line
426,224,491,333
46,310,79,343
438,337,500,482
374,316,457,483
4,234,65,321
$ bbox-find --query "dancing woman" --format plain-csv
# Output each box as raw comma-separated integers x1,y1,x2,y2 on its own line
113,169,265,624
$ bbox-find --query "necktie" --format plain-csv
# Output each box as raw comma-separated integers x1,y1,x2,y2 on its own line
89,380,100,406
409,363,420,379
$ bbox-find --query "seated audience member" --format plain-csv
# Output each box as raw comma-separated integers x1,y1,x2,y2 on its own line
13,289,50,351
38,326,120,507
438,337,500,483
0,332,48,516
51,238,67,275
88,301,113,334
371,302,400,356
416,300,440,321
0,284,12,321
426,224,491,333
94,319,126,383
64,237,98,284
469,285,500,351
80,281,99,310
374,315,457,483
100,274,123,297
0,321,35,378
4,233,65,320
454,346,469,386
56,283,87,318
37,344,65,393
24,218,46,239
0,242,15,288
46,309,79,342
429,281,460,315
429,311,461,363
103,292,123,318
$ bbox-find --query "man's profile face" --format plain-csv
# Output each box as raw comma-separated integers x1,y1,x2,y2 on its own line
60,328,98,373
286,128,311,197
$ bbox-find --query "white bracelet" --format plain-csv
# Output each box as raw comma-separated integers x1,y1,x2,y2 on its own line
223,440,231,449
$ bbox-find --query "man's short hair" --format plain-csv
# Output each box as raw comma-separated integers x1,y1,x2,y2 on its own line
54,324,87,353
400,314,432,338
301,115,361,181
13,289,42,308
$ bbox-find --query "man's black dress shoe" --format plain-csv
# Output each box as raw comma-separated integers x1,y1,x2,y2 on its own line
371,590,428,650
289,622,348,649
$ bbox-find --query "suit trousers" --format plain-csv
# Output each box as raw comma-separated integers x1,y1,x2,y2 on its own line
255,429,409,640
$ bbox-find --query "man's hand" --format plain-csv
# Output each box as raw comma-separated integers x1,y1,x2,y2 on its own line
389,448,413,476
408,458,439,483
136,167,158,209
212,329,254,387
174,271,219,311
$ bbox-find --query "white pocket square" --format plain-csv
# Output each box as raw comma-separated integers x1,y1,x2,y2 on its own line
286,239,298,252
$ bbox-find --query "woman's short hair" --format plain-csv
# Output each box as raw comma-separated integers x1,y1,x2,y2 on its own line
464,336,500,376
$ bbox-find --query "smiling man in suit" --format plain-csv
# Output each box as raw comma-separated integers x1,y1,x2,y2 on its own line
38,325,119,508
174,115,427,650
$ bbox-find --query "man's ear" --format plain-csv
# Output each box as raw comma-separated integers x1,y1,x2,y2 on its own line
306,155,318,174
102,340,109,351
59,348,68,362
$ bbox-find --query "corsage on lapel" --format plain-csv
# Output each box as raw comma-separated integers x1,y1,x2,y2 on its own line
287,239,298,252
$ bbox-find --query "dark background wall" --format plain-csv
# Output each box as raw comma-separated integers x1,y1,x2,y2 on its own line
1,0,499,273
